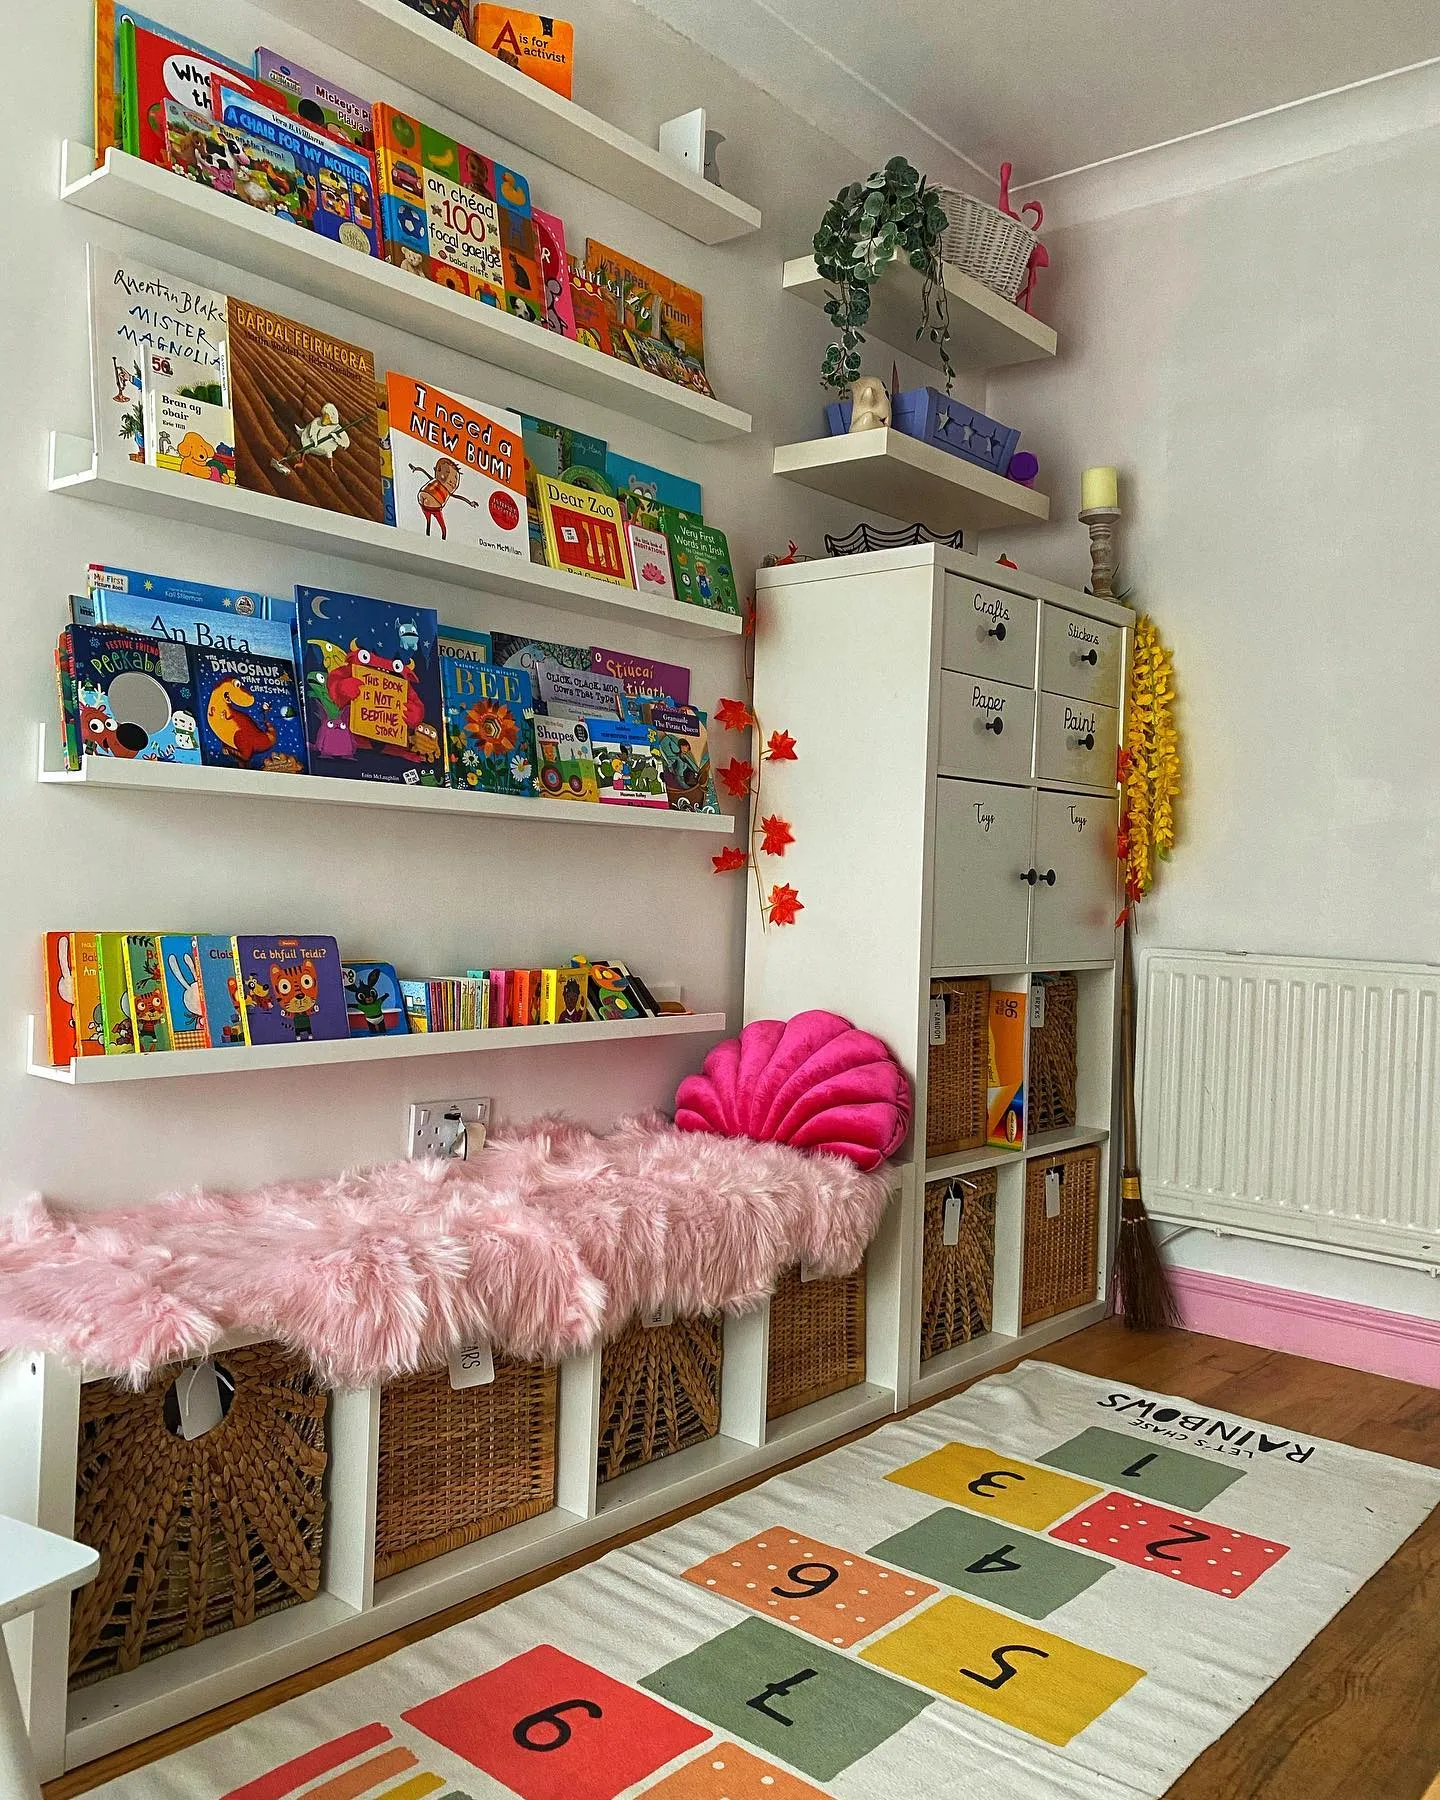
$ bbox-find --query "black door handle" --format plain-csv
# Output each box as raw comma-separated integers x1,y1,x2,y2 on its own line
987,622,1006,641
1078,648,1099,665
1073,731,1095,750
984,716,1004,735
1020,868,1038,886
1038,868,1056,886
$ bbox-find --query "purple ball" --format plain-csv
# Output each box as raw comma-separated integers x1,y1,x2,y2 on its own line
1009,451,1039,486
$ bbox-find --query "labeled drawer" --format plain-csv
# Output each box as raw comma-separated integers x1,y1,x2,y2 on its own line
1030,789,1119,966
1036,691,1118,789
938,671,1034,782
931,779,1033,970
941,576,1038,687
1041,605,1123,704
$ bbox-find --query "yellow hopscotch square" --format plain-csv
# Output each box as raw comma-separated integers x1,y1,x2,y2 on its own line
860,1594,1144,1745
886,1440,1100,1530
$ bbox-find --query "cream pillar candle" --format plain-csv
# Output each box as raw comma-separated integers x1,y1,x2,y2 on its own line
1081,466,1119,511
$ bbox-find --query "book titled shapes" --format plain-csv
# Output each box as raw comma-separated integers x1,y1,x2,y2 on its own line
43,933,77,1067
373,103,518,301
112,11,259,165
441,652,536,796
647,704,720,812
159,934,210,1049
588,716,668,807
253,50,374,149
536,476,633,586
234,935,349,1046
343,962,408,1036
192,935,244,1047
474,6,574,96
387,375,528,557
227,299,385,520
62,624,201,764
193,647,308,773
124,933,171,1053
298,586,444,784
534,716,598,802
665,516,740,614
589,648,689,708
627,524,677,602
141,347,234,483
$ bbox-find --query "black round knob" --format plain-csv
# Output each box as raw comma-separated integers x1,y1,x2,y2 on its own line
984,716,1004,735
1020,868,1039,886
1080,648,1099,665
987,622,1006,641
1039,868,1057,886
1074,731,1095,750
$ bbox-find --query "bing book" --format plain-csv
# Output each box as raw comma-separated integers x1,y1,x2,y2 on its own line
297,587,444,785
233,935,349,1046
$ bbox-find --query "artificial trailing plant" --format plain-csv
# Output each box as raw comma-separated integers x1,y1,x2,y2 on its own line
814,156,954,393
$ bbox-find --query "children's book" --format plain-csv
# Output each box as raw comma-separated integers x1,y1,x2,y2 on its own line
397,0,472,37
499,209,544,323
253,50,374,150
399,979,430,1031
343,962,408,1035
60,624,201,766
612,963,660,1017
159,934,209,1049
440,648,536,796
584,242,705,365
192,647,308,773
520,416,606,562
664,517,740,614
194,935,245,1047
534,663,623,719
376,380,397,527
646,704,719,813
531,208,577,337
540,966,589,1023
297,587,444,784
604,452,702,525
76,580,295,662
96,932,136,1052
123,933,171,1053
373,103,523,301
568,270,618,357
587,716,668,807
535,476,633,586
140,346,234,483
386,375,528,558
43,933,77,1067
226,299,386,520
162,98,302,218
624,331,715,395
987,988,1026,1149
533,716,598,801
490,635,590,700
588,648,689,707
486,969,508,1028
626,524,677,602
110,9,259,165
68,932,105,1058
473,6,574,95
581,959,646,1022
233,935,349,1046
88,247,229,465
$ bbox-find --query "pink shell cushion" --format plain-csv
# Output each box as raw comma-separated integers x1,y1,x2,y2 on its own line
674,1010,912,1171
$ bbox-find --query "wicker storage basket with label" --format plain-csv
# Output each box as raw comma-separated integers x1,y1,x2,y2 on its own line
597,1314,722,1483
926,976,990,1155
1029,973,1079,1133
920,1168,998,1359
766,1263,866,1420
1022,1145,1101,1327
68,1341,327,1689
374,1358,558,1581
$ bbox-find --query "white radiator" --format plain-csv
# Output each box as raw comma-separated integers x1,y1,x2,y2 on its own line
1138,950,1440,1267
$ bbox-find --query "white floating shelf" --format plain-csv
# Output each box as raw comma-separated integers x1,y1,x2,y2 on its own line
60,145,751,445
247,0,761,245
922,1144,1021,1183
783,254,1056,373
34,725,735,837
26,1010,726,1084
1025,1124,1109,1159
47,434,742,640
772,430,1051,535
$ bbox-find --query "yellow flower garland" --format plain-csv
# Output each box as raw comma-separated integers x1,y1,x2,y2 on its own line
1121,615,1180,905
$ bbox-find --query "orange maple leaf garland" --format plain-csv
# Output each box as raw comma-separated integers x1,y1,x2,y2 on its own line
768,884,804,926
759,814,794,857
717,757,756,799
711,844,748,873
766,728,798,763
708,614,803,924
715,697,754,732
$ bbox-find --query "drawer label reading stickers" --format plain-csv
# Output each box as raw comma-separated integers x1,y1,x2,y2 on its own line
887,1440,1100,1530
1050,1493,1289,1597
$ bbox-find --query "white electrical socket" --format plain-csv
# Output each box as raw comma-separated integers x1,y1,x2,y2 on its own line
407,1097,491,1160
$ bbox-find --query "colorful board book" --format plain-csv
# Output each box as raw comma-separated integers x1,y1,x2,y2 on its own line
109,9,260,165
59,624,201,767
297,587,444,784
193,935,244,1047
540,966,589,1023
473,6,575,96
343,962,408,1035
386,375,528,558
987,988,1026,1147
233,935,349,1045
159,935,210,1049
123,933,171,1053
588,716,668,807
589,648,689,707
43,933,77,1067
75,578,296,662
646,704,719,812
440,641,536,797
535,476,633,585
665,517,740,614
193,647,308,773
252,50,374,150
140,346,234,484
96,932,135,1052
534,716,598,801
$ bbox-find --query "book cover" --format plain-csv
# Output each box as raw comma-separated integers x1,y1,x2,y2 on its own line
88,246,228,464
615,964,660,1017
624,330,715,396
987,988,1026,1149
626,524,677,602
568,271,617,356
473,6,574,96
373,102,509,301
647,703,720,813
396,0,472,35
583,960,645,1022
86,565,297,631
159,934,209,1048
587,716,668,807
194,935,245,1047
605,451,702,524
376,379,397,527
253,49,374,149
588,648,689,707
193,647,308,773
536,476,633,586
112,11,257,165
96,932,135,1052
141,346,235,483
227,299,386,520
297,587,444,784
76,582,295,662
540,966,588,1023
532,207,577,337
486,969,508,1027
585,242,705,365
71,932,105,1057
343,961,408,1035
162,96,303,217
499,209,543,323
441,653,535,795
43,933,77,1067
399,979,430,1032
123,933,171,1053
664,516,740,614
533,715,598,801
490,635,591,700
386,375,528,558
534,663,623,719
233,935,349,1045
64,624,201,763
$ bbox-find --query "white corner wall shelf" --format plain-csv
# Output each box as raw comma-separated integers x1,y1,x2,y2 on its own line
245,0,761,245
782,254,1057,374
47,434,742,640
34,725,735,837
59,145,751,445
772,430,1051,534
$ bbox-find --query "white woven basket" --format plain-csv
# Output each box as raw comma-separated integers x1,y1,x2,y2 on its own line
934,187,1037,301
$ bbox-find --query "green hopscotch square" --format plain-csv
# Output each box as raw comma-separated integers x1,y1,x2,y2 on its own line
641,1616,931,1781
1040,1427,1244,1509
870,1507,1111,1618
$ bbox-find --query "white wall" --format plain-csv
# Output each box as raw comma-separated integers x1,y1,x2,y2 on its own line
982,80,1440,1321
3,0,964,1214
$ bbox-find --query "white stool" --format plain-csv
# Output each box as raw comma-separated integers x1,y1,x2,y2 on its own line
0,1517,98,1799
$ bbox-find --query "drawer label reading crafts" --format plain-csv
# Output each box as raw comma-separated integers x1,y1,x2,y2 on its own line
973,591,1010,625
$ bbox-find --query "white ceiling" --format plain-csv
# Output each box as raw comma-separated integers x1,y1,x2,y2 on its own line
633,0,1440,189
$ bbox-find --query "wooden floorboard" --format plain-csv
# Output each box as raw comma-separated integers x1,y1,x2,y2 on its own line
43,1322,1440,1799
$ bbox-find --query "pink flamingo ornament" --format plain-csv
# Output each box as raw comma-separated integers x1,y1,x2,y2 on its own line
997,161,1047,313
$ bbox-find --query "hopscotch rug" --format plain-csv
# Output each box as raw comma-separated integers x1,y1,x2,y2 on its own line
92,1361,1440,1800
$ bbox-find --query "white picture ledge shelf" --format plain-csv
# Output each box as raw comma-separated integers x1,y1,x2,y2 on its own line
26,1011,727,1084
772,430,1051,534
782,254,1057,373
244,0,760,244
47,434,743,640
34,725,736,837
60,145,751,445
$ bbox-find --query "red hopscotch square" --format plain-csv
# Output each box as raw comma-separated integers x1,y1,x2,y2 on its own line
1049,1491,1289,1597
402,1644,709,1800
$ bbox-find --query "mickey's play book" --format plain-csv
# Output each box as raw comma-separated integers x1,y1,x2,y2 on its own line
234,935,349,1046
159,935,209,1049
589,647,689,707
194,935,245,1047
43,933,76,1067
96,932,135,1052
664,517,740,614
387,376,528,558
297,587,444,784
253,50,374,149
59,624,201,767
474,6,575,96
227,299,385,520
440,645,536,796
535,476,633,585
647,704,720,812
193,648,308,773
123,933,171,1054
343,962,408,1036
588,716,668,807
534,716,598,801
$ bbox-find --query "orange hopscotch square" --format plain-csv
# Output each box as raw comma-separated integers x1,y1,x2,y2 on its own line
644,1742,828,1798
683,1526,937,1648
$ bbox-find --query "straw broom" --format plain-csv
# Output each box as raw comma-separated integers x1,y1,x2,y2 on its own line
1115,905,1180,1328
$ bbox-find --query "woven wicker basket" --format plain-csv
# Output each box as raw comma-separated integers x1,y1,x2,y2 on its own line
597,1315,722,1483
1029,974,1079,1134
374,1358,557,1581
920,1170,997,1360
926,976,990,1156
934,188,1038,301
1022,1145,1101,1327
766,1264,866,1420
69,1341,327,1689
